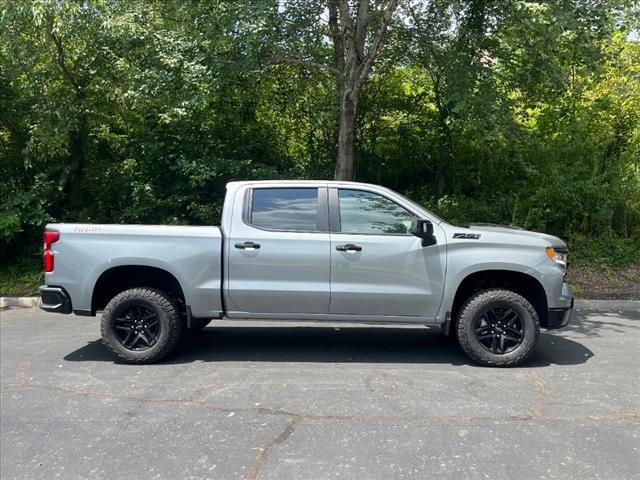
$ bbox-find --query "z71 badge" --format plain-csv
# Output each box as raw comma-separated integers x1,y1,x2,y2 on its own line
453,233,481,239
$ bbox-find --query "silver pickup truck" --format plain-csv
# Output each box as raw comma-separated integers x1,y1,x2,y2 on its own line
39,180,573,366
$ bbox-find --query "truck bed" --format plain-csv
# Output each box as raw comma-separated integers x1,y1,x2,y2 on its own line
43,224,223,318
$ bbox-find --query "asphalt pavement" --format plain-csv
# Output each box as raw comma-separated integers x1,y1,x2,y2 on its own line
1,306,639,479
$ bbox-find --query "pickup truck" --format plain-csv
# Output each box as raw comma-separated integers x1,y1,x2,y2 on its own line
39,180,573,366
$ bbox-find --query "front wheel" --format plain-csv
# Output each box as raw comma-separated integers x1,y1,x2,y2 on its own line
101,288,183,364
456,289,539,367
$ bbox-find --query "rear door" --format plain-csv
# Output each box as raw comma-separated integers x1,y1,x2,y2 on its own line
328,187,445,318
226,186,331,315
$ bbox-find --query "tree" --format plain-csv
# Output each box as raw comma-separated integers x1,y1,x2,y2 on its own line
1,0,638,275
268,0,400,179
328,0,399,180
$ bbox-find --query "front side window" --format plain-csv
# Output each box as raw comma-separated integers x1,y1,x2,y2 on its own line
338,189,413,234
250,188,318,231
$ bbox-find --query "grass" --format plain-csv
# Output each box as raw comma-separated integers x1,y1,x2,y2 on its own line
0,257,43,297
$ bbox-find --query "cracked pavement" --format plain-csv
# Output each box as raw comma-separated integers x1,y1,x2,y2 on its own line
1,307,639,479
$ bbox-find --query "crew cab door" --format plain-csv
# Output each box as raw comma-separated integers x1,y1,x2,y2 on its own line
328,188,445,318
225,186,331,315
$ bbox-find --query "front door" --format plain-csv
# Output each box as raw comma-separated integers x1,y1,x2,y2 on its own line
226,186,331,315
329,188,445,318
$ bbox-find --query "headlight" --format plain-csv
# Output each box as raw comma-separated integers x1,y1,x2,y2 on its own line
546,247,568,271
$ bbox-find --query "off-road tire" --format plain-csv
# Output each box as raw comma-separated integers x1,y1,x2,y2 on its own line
456,288,539,367
101,288,183,364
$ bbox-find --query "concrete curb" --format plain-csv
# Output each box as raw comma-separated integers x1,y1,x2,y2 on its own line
574,299,640,311
1,296,638,312
0,297,39,309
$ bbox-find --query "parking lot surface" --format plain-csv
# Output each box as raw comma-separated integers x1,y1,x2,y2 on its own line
1,306,639,480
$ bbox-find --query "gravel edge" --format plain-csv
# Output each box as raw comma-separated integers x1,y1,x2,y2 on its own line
0,297,40,309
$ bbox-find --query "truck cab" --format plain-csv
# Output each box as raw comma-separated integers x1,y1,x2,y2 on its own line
222,181,446,321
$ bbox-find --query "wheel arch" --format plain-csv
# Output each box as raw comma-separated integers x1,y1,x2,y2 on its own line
91,265,186,314
445,269,548,335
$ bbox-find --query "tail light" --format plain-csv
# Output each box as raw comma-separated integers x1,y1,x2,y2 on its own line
43,230,60,272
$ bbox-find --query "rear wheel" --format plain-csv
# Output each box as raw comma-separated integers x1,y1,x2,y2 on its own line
456,289,539,367
101,288,183,363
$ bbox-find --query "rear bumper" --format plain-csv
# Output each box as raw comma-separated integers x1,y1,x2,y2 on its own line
546,297,573,330
39,286,72,314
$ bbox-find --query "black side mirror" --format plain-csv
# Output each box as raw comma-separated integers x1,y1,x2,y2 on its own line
410,218,437,247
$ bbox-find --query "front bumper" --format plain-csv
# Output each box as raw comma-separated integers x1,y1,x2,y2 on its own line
39,286,72,314
546,297,573,330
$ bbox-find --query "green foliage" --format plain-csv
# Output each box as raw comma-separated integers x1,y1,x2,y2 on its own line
0,0,638,280
571,236,640,268
0,247,43,296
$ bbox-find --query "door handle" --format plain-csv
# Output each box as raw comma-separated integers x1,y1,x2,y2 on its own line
336,243,362,252
235,241,261,250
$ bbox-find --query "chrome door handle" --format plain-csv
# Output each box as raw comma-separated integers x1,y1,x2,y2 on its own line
336,244,362,252
235,241,261,250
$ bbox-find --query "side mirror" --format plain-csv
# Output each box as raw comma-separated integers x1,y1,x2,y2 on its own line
410,218,437,247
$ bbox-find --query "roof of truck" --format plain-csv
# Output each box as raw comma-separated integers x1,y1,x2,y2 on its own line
226,179,383,188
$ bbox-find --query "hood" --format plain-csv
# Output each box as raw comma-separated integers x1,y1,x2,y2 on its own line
453,223,568,250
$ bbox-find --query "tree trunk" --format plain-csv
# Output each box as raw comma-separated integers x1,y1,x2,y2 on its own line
329,0,399,181
436,137,447,196
335,91,358,180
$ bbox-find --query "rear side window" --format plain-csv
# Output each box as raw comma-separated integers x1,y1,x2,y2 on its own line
250,188,318,231
338,189,413,234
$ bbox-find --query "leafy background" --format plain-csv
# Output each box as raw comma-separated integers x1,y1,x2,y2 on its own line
1,0,639,295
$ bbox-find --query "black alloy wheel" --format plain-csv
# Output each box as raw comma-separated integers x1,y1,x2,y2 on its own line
473,307,524,354
114,305,161,351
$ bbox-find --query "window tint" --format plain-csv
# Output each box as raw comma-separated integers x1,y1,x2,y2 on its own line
338,189,413,234
251,188,318,231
